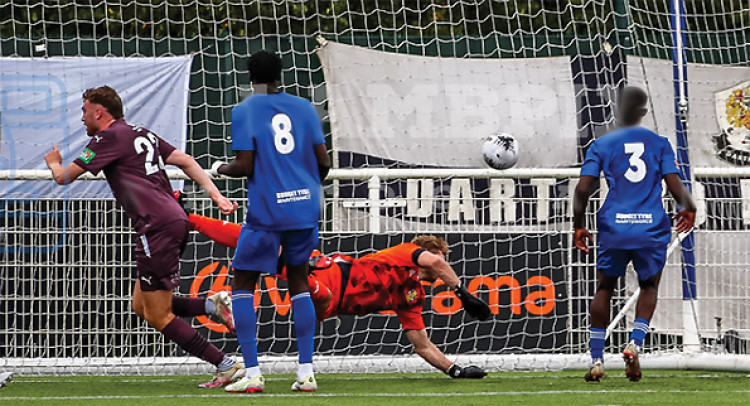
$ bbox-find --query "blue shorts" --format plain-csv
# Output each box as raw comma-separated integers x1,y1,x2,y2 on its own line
231,225,318,274
597,248,666,281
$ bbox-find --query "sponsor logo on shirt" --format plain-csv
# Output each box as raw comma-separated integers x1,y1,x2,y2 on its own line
276,188,311,204
615,213,653,224
78,148,96,164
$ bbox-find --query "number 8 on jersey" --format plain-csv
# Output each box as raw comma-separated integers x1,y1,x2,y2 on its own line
273,113,295,154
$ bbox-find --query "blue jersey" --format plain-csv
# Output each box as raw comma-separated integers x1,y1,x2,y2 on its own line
231,92,325,231
580,126,680,249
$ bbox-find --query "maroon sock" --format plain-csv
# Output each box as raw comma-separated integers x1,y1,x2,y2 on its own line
172,296,207,317
161,317,225,366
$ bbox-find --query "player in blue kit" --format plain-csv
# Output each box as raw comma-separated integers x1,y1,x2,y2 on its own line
210,51,331,393
573,87,696,382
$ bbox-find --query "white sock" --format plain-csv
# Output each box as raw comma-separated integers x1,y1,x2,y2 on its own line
204,297,216,315
246,366,262,379
297,363,314,381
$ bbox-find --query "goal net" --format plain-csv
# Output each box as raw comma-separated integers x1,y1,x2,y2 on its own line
2,1,750,375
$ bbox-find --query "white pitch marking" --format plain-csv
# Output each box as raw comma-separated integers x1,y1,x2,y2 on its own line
2,389,750,401
8,373,746,384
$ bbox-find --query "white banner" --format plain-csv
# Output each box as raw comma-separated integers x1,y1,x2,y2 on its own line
629,57,750,167
317,42,578,168
0,56,192,198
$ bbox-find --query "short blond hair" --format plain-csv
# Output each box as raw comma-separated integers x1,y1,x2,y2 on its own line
411,235,449,255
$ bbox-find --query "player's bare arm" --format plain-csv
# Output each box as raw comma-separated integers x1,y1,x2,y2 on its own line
45,145,87,185
165,150,238,215
417,250,490,320
664,173,697,233
405,330,486,378
405,329,452,371
573,174,596,253
314,143,331,180
213,150,254,178
415,250,460,288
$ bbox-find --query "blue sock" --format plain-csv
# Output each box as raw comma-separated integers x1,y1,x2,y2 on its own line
291,292,316,364
590,327,606,361
630,318,650,347
232,290,258,368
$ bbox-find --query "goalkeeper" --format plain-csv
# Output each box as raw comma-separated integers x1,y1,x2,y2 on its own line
179,199,490,379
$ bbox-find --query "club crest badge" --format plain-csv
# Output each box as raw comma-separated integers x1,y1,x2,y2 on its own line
714,81,750,165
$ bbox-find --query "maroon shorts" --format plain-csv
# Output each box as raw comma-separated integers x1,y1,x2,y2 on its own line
135,219,189,292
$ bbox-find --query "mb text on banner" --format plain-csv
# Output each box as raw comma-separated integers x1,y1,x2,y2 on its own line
628,56,750,168
317,41,578,168
0,56,192,198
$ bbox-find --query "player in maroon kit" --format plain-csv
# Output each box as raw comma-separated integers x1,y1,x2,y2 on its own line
44,86,242,388
183,208,491,378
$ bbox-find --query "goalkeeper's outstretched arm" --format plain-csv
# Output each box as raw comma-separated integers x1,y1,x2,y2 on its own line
405,329,486,379
416,251,491,320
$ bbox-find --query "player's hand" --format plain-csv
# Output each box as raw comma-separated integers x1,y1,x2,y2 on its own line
446,364,487,379
211,193,238,215
44,145,62,167
454,284,491,321
574,228,592,253
673,209,695,233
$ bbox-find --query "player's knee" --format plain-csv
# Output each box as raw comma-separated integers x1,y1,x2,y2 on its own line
638,278,659,291
142,308,174,330
232,269,259,291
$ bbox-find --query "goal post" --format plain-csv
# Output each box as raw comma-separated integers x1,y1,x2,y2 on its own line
3,168,750,374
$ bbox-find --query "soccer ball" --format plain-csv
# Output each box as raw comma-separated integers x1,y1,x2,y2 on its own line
482,133,519,170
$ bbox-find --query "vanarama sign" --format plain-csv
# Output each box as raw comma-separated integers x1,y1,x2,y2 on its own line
190,261,558,333
186,233,567,351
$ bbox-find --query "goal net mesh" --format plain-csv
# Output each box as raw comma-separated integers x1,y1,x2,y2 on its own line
1,1,749,375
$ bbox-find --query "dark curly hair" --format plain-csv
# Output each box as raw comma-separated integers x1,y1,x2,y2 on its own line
247,50,282,84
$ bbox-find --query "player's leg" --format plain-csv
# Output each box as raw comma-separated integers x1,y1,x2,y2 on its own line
624,248,667,382
171,291,235,333
282,228,318,392
586,249,627,382
225,268,263,393
225,226,277,393
133,221,240,388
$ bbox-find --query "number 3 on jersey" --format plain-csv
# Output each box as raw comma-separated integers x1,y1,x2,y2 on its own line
624,142,646,183
272,113,295,154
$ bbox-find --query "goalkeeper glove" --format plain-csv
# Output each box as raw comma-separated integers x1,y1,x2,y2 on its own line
208,161,228,177
454,284,491,321
446,364,487,379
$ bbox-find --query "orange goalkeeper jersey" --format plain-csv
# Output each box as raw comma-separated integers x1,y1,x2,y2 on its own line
320,243,427,330
188,213,426,329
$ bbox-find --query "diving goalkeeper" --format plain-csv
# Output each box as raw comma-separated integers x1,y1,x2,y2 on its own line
179,196,490,382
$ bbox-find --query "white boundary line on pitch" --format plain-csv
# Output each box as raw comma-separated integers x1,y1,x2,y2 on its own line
2,390,750,401
9,373,750,384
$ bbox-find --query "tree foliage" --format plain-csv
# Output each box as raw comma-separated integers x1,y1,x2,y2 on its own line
2,0,746,42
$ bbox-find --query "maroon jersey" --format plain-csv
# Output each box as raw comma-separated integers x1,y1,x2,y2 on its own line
74,118,186,234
